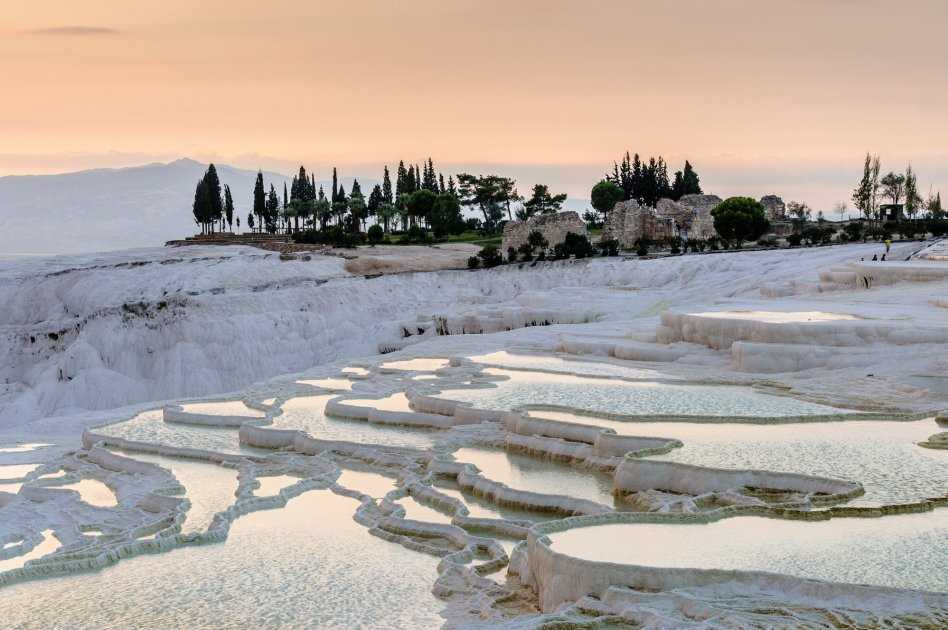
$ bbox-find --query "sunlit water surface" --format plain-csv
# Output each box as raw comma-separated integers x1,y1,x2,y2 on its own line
0,490,444,629
548,510,948,592
531,411,948,506
440,370,849,417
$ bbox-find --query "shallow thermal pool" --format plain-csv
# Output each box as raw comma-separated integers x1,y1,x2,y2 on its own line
547,510,948,592
469,351,672,380
439,369,849,418
178,401,265,417
0,464,41,480
0,530,62,575
0,443,50,454
59,479,118,508
96,410,264,456
115,451,239,534
531,411,948,506
275,395,437,449
297,378,354,391
0,490,444,628
454,447,619,509
380,358,450,371
689,310,860,323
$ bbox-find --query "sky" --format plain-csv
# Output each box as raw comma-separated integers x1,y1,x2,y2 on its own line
2,0,947,211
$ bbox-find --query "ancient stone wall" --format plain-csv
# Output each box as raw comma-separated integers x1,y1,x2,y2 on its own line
760,195,787,221
501,211,587,252
677,194,722,240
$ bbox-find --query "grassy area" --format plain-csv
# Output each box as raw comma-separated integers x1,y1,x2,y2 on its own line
387,230,501,248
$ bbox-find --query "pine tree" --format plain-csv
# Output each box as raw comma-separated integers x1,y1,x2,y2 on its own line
331,167,339,203
284,182,289,208
438,173,446,194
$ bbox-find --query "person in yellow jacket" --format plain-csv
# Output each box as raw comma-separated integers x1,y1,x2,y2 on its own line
884,239,891,254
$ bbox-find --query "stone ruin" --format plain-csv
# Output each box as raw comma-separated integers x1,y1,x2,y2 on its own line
602,194,721,248
760,195,787,221
501,211,587,252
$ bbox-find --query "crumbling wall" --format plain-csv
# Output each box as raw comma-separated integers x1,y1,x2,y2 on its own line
760,195,787,221
501,211,586,252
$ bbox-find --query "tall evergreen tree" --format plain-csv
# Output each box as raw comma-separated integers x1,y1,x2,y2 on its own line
438,173,446,194
382,165,393,204
283,182,289,208
266,184,280,233
331,167,339,203
224,185,234,230
252,171,266,233
681,161,701,196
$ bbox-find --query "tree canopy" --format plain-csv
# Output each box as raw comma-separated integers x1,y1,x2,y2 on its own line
710,197,770,247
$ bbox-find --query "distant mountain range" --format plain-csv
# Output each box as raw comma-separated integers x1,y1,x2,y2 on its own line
0,158,592,256
0,159,372,255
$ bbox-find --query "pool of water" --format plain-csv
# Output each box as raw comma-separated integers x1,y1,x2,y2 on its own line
298,378,353,391
342,367,370,376
433,482,559,524
0,530,61,575
0,443,50,454
346,393,414,413
336,469,398,498
276,396,437,449
58,479,117,508
380,358,449,372
254,475,303,497
532,411,947,506
439,369,851,418
469,351,670,379
115,451,238,534
96,410,260,456
453,447,618,509
547,510,948,592
689,310,859,323
0,464,41,481
0,490,444,628
395,497,453,524
178,401,264,418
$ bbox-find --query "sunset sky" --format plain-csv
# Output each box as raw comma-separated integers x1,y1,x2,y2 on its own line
3,0,947,209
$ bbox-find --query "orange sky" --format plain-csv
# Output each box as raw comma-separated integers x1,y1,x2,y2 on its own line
2,0,947,207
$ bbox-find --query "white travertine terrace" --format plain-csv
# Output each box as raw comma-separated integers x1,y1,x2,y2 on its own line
3,241,948,626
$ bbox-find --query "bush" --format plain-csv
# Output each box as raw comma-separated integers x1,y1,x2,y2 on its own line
507,246,518,263
403,224,428,243
477,245,503,268
517,242,534,261
598,238,619,257
367,224,384,245
786,233,803,247
467,256,480,269
527,230,548,251
536,250,546,261
564,232,595,258
843,222,865,242
710,197,770,247
929,219,948,237
635,238,649,257
293,226,361,248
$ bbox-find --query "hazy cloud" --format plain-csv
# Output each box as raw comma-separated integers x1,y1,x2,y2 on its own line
26,26,119,36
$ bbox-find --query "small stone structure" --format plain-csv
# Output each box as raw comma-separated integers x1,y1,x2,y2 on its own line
760,195,787,221
501,211,587,252
603,195,721,248
602,200,673,247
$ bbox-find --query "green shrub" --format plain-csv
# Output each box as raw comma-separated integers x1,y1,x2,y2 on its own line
598,239,619,257
467,256,480,269
507,246,518,263
477,245,503,268
367,224,384,245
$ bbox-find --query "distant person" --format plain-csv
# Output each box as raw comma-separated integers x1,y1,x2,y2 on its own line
871,254,878,261
885,239,891,253
881,253,886,261
860,257,865,261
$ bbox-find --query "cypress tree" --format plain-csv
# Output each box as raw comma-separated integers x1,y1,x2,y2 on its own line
224,185,234,231
439,173,446,194
204,164,223,232
383,166,393,204
681,161,702,196
253,171,266,233
284,181,289,208
331,167,338,203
